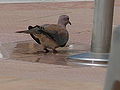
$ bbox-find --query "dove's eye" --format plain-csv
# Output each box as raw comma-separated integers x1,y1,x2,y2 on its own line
64,17,69,21
28,26,33,30
66,18,69,20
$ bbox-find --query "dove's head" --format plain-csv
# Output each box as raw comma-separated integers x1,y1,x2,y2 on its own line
58,15,71,28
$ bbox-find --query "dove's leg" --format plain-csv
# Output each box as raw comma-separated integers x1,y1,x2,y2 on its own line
53,49,58,53
43,48,49,53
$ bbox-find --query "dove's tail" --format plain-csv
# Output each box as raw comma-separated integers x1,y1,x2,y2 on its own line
15,25,44,34
15,30,30,34
15,29,41,34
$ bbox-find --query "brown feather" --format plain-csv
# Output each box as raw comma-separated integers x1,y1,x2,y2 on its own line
15,30,30,34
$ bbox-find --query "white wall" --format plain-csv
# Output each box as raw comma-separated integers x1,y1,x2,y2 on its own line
0,0,94,3
104,25,120,90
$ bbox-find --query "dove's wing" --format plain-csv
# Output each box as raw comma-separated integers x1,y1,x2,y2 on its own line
25,24,69,47
43,24,69,47
30,34,41,44
29,24,50,44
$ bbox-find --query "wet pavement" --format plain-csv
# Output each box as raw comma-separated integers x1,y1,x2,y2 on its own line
0,40,89,66
0,40,108,67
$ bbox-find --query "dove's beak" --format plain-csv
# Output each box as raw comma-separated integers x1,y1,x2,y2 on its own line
68,21,72,25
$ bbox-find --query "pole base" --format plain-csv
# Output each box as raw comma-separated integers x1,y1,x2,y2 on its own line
68,52,109,67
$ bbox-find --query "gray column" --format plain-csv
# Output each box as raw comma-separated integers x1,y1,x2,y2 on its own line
68,0,115,66
91,0,114,53
104,26,120,90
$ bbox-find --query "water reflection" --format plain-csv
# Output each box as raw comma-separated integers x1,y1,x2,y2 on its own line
0,40,89,66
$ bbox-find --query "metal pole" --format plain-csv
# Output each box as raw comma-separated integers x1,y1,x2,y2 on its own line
68,0,115,67
91,0,114,53
104,26,120,90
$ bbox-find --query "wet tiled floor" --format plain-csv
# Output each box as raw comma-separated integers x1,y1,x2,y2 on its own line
0,40,89,66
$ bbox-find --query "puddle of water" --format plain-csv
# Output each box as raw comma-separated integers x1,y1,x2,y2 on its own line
0,40,89,66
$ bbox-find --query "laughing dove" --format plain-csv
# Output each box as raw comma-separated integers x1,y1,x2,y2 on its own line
16,15,71,53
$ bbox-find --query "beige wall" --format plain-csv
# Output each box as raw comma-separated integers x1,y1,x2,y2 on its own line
115,0,120,4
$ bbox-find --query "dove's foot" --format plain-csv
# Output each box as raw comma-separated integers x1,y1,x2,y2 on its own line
53,49,58,54
43,48,49,53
